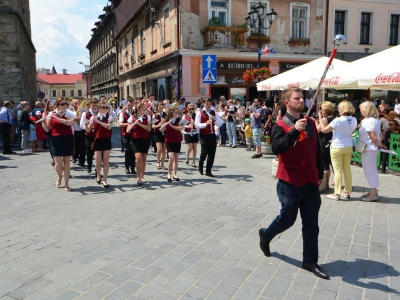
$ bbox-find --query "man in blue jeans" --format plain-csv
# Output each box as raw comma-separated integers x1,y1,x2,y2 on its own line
258,87,329,280
250,98,263,158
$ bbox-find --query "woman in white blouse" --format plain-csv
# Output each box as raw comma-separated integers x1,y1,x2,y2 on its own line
358,101,387,202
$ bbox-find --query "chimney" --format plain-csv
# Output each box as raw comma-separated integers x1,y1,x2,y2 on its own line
46,69,50,75
63,69,67,74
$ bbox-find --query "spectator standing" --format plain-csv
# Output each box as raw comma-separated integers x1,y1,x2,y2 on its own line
16,104,23,144
250,98,264,158
236,98,245,124
359,101,387,202
388,110,400,124
34,111,46,151
20,101,32,153
378,99,388,113
320,100,357,200
394,98,400,115
217,103,227,146
0,101,16,154
226,99,237,148
31,101,44,117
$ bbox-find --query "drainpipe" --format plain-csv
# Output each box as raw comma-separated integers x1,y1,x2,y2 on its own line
177,0,181,100
324,0,330,56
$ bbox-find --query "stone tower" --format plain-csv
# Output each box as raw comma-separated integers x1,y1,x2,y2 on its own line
0,0,37,104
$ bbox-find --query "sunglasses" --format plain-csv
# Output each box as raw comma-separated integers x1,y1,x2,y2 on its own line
99,106,110,109
59,102,67,106
188,108,194,110
389,123,394,125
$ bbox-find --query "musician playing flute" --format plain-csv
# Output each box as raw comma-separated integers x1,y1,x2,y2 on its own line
42,97,75,191
182,103,199,167
119,99,136,174
195,98,222,177
86,99,113,188
258,88,329,280
152,102,167,170
71,99,86,167
80,98,99,174
127,102,151,185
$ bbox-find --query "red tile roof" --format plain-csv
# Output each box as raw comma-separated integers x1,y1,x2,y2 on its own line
37,73,83,84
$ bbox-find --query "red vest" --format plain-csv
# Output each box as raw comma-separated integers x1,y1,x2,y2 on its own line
94,114,111,138
85,111,95,137
275,116,319,188
153,112,165,133
165,118,181,143
199,110,215,136
50,114,73,137
131,115,149,139
120,111,131,136
183,113,196,133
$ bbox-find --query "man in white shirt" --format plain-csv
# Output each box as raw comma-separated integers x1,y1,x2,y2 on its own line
71,99,86,166
305,94,313,109
394,98,400,115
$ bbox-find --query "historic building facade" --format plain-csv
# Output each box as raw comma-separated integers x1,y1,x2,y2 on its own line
87,4,118,99
109,0,326,102
0,0,37,104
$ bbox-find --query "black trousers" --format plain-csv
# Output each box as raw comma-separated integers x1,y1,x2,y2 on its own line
0,123,12,153
122,135,135,170
199,133,217,173
85,135,95,167
73,131,86,165
262,180,321,263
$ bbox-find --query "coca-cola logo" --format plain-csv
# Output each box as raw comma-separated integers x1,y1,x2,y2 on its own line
322,76,340,85
261,84,272,90
287,82,300,88
375,72,400,84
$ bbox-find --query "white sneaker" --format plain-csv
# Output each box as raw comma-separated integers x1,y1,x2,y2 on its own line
24,149,31,153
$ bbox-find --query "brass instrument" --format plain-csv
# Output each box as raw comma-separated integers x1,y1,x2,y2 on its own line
75,99,88,126
203,109,214,134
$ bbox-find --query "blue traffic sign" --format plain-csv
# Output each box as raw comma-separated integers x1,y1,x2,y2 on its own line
202,54,217,84
202,69,217,84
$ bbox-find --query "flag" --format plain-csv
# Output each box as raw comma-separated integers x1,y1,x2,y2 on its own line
262,45,269,54
270,48,276,54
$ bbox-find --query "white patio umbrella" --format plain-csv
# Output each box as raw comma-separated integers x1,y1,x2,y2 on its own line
256,57,351,91
316,45,400,91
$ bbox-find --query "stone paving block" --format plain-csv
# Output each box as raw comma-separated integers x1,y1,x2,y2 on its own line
104,281,142,300
153,291,179,300
311,288,337,300
195,270,225,291
180,287,209,300
289,273,317,295
14,266,54,285
70,271,110,292
221,267,251,287
0,281,22,297
49,289,81,300
153,251,184,269
185,259,215,278
273,262,298,282
74,282,116,300
42,273,84,294
105,267,140,286
0,269,24,285
133,265,166,284
23,290,52,300
206,283,237,300
261,278,291,299
130,253,161,270
211,255,239,274
349,244,369,258
135,276,171,299
336,283,363,300
165,274,198,295
159,262,190,280
285,292,310,300
370,241,388,253
8,278,53,299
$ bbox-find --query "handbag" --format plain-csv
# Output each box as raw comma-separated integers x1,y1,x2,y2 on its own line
355,141,367,153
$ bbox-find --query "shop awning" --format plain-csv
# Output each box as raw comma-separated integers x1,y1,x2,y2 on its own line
256,57,350,91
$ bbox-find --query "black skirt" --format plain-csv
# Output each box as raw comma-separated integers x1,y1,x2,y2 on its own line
166,142,181,153
184,133,199,144
94,137,111,151
50,134,74,157
154,131,165,143
131,137,149,154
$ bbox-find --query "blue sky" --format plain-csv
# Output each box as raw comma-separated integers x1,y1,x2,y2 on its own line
31,0,109,74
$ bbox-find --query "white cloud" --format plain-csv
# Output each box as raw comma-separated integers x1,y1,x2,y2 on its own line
31,0,107,73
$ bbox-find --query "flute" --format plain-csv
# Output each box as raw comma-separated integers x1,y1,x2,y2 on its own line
127,111,148,133
160,114,180,131
35,108,67,123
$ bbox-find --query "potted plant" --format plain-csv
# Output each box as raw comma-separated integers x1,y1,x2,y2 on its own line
242,67,272,84
261,134,273,154
242,69,254,85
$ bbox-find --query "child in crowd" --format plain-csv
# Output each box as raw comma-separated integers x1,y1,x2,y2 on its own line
242,118,253,151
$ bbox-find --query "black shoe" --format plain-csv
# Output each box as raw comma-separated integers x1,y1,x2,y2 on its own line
72,158,77,164
302,261,330,280
251,154,261,159
259,228,270,257
137,180,143,185
199,161,203,175
131,168,136,174
173,176,180,181
96,177,101,184
205,172,215,177
167,177,172,182
102,181,109,188
125,168,131,174
78,163,85,168
87,166,92,173
3,151,16,155
121,148,125,153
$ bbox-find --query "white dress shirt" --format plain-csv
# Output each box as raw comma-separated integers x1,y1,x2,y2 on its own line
195,109,222,129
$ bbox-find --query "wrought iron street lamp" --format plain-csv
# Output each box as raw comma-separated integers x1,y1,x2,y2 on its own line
245,2,277,70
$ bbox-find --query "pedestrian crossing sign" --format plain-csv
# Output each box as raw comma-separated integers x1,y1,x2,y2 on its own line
203,69,217,83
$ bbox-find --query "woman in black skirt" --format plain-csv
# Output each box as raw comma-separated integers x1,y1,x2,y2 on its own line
161,107,182,181
182,104,199,167
86,99,113,188
152,102,167,170
42,97,75,191
127,102,151,185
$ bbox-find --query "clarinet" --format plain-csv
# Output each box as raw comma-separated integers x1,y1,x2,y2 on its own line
203,109,214,134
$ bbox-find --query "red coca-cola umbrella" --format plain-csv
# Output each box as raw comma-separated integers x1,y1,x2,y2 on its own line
317,45,400,91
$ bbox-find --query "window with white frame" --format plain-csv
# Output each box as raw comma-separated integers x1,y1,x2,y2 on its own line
162,5,170,45
360,12,371,44
70,90,74,97
290,3,309,39
249,1,268,36
334,10,346,36
389,14,399,45
210,1,228,26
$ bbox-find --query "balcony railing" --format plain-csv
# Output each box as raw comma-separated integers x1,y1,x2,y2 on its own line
201,26,249,49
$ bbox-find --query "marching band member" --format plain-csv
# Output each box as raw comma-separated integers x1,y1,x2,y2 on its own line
161,107,182,181
127,102,151,185
71,99,86,166
119,98,136,174
80,98,99,174
182,104,199,167
195,98,222,177
42,97,75,191
86,99,113,188
152,102,167,170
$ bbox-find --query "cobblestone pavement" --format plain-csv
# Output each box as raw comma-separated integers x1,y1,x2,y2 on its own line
0,129,399,300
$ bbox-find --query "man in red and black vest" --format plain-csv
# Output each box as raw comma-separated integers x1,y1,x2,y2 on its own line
80,98,99,173
195,98,222,177
118,99,136,174
258,88,329,280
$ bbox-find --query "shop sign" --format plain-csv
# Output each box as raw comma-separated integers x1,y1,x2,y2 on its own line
217,61,269,70
280,62,303,71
